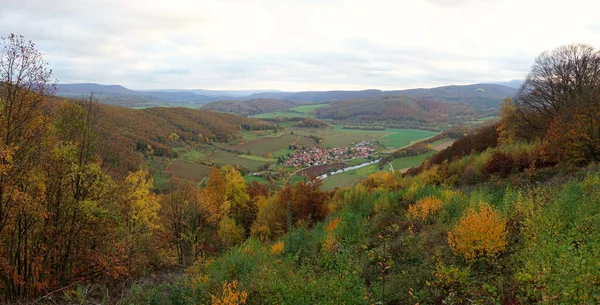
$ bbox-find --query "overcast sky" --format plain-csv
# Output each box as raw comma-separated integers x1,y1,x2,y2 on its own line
2,0,599,91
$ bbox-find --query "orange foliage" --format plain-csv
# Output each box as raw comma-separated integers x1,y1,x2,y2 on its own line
406,196,443,221
447,202,508,261
211,280,248,305
270,241,285,256
326,217,341,233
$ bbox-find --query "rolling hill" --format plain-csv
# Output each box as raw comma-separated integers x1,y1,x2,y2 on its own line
315,95,472,128
55,83,223,107
49,97,275,175
200,98,305,116
391,84,517,115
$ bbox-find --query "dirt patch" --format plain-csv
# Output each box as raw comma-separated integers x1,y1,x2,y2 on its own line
433,140,455,151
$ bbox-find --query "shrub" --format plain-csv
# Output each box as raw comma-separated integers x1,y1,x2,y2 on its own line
448,202,508,261
483,151,515,178
406,196,443,221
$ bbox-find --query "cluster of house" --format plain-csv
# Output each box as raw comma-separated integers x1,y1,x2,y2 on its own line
284,141,376,167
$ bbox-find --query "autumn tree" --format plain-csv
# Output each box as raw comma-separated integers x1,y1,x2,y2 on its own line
0,34,55,300
160,178,206,265
515,43,600,138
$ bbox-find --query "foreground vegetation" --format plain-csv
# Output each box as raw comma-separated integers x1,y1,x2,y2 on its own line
2,34,599,305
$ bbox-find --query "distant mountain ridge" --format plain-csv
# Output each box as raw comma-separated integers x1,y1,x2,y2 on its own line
55,82,518,111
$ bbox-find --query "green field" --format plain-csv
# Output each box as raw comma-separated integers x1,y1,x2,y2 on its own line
321,163,388,191
254,111,306,119
292,126,438,149
165,160,211,181
378,129,438,148
209,150,266,171
238,154,277,162
224,134,305,156
289,104,326,114
253,104,326,119
390,151,436,170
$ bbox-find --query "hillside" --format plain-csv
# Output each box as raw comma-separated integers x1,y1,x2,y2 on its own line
245,89,384,102
47,97,275,175
200,98,303,116
315,95,471,128
56,83,222,107
392,83,517,114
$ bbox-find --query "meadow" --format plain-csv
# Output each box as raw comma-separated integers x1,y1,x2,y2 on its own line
165,160,211,181
208,150,267,171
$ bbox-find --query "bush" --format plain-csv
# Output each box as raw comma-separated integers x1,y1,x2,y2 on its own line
447,202,508,261
482,151,515,178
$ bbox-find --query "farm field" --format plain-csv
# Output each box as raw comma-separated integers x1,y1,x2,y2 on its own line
208,150,266,171
321,163,388,190
378,129,438,148
390,151,436,170
223,134,304,155
165,160,211,181
254,111,307,119
238,154,277,162
253,104,326,119
289,104,326,114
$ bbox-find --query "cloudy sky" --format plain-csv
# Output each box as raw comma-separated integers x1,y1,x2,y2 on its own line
2,0,599,91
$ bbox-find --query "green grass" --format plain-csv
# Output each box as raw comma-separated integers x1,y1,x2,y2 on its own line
253,104,327,119
254,111,306,119
378,129,439,148
209,150,267,171
224,134,299,156
321,163,389,191
172,145,214,163
244,175,270,184
238,155,277,162
289,104,327,114
390,151,436,170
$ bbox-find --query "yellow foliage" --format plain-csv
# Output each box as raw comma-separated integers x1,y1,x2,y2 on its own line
124,170,161,232
211,280,248,305
270,241,284,256
406,196,443,221
448,202,508,261
218,217,245,247
250,195,286,241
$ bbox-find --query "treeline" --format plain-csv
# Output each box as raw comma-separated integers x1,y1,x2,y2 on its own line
315,95,468,124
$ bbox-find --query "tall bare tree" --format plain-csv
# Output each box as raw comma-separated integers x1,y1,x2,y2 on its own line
515,43,600,135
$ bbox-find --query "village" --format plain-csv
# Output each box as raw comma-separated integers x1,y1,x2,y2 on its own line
283,140,377,168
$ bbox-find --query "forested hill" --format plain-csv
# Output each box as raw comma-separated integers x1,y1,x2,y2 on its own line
243,89,384,102
50,98,275,174
55,83,223,107
315,95,471,127
200,98,304,116
392,83,517,114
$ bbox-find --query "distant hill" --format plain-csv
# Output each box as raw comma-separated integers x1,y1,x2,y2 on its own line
56,83,223,107
490,79,524,89
200,99,304,116
315,95,471,128
244,89,384,103
389,84,517,115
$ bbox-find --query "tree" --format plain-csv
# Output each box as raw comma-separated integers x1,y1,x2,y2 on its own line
514,43,600,137
0,34,55,300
